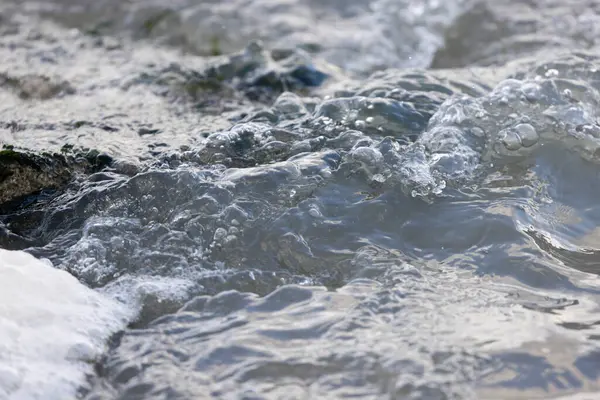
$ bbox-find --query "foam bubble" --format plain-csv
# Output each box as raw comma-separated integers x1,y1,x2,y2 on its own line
0,249,131,400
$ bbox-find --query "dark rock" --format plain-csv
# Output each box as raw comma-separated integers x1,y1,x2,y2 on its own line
0,149,72,205
0,146,113,207
128,42,335,108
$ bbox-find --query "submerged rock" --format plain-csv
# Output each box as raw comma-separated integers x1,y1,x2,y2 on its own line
139,42,337,108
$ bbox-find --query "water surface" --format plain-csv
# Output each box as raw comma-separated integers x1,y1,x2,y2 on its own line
2,1,600,399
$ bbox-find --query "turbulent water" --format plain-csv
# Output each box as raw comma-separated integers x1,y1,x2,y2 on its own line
3,0,600,399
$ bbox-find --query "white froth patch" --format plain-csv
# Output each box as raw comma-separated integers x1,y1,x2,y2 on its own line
0,249,131,400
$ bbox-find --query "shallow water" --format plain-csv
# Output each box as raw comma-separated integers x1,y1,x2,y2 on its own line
2,1,600,399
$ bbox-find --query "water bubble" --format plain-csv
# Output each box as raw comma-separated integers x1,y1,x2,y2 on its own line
308,207,321,218
214,228,227,241
471,127,485,137
366,117,374,124
433,180,447,195
354,120,366,129
290,189,297,197
500,130,522,151
545,69,559,78
351,146,383,166
225,235,238,244
515,123,539,147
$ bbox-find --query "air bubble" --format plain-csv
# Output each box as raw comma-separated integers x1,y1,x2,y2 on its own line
500,130,522,151
225,235,238,244
515,123,538,147
308,208,321,218
471,127,484,137
432,180,446,195
214,228,227,241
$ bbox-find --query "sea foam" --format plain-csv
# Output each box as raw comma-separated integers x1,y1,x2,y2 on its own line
0,249,130,400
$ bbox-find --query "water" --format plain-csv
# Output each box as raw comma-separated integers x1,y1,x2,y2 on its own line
2,0,600,399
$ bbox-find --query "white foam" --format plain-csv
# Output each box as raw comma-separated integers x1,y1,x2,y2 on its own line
0,249,131,400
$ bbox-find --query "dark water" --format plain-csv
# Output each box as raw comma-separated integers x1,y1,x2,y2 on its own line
2,0,600,399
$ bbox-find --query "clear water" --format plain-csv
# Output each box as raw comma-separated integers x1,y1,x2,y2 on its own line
2,1,600,399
